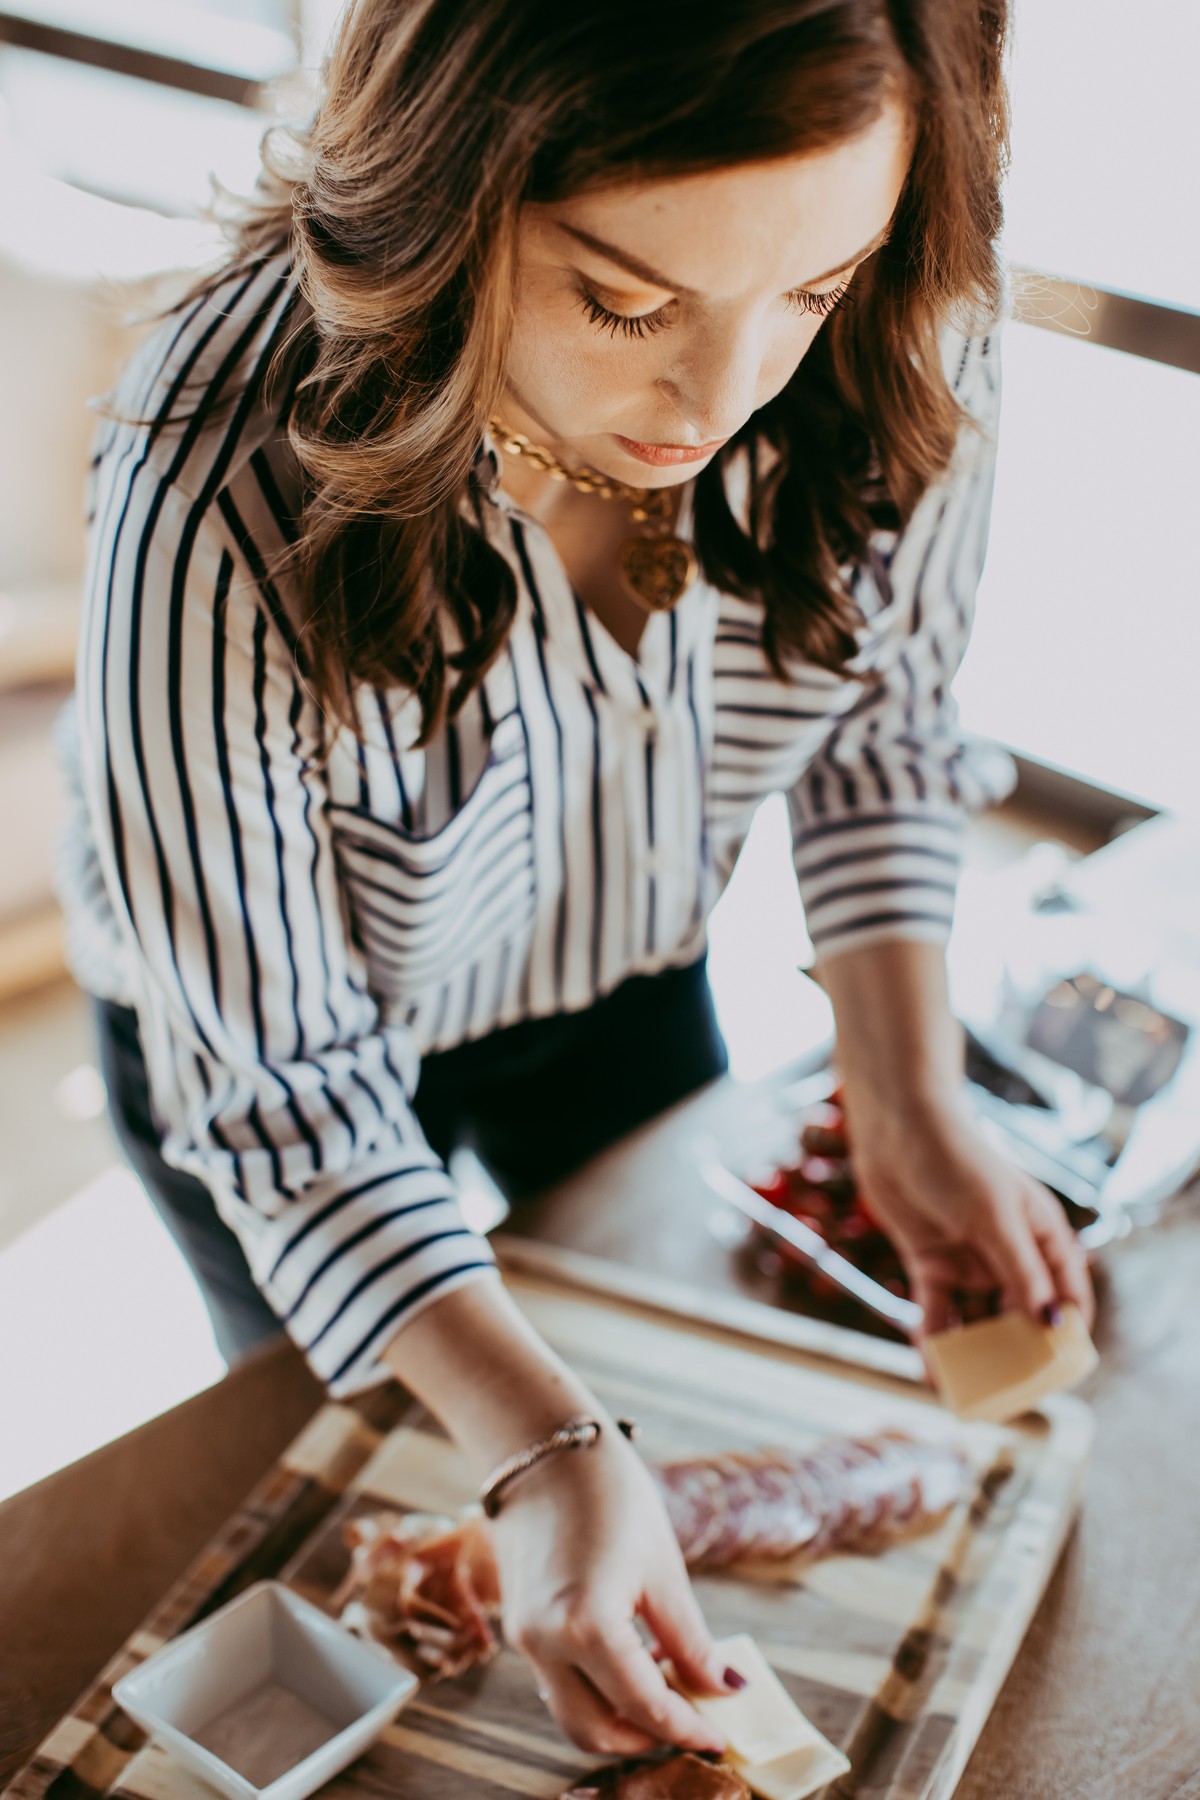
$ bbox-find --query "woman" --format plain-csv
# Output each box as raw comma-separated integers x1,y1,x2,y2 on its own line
61,0,1091,1759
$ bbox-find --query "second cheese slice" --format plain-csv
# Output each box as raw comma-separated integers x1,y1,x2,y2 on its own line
679,1635,821,1767
730,1735,852,1800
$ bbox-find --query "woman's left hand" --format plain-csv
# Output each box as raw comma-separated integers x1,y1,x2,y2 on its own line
843,1094,1095,1341
817,939,1094,1345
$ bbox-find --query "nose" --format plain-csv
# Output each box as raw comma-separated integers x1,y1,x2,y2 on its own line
656,318,769,444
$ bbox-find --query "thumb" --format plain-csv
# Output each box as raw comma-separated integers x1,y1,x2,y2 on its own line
640,1573,735,1699
910,1267,959,1341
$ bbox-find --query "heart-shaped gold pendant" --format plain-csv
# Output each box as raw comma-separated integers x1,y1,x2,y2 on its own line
618,534,699,612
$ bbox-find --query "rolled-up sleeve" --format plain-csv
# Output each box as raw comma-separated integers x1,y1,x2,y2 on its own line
790,330,1016,964
76,467,498,1395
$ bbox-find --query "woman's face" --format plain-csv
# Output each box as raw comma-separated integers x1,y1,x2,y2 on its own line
503,101,912,488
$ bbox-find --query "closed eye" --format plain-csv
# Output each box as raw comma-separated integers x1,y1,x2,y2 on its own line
575,289,673,339
575,274,855,341
784,279,853,319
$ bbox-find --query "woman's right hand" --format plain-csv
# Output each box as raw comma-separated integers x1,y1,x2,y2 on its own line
379,1277,735,1753
491,1418,736,1756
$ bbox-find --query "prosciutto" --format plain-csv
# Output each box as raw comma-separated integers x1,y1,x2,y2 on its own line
333,1508,501,1677
562,1752,751,1800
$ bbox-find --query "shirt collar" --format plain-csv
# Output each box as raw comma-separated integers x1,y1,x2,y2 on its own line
468,433,714,698
470,427,502,500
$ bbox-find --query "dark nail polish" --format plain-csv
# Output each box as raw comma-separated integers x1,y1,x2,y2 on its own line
1041,1302,1063,1328
723,1665,748,1691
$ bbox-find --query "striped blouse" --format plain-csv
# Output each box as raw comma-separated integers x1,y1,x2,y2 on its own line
59,252,1014,1394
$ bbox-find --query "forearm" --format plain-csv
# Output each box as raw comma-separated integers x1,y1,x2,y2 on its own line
816,937,966,1123
379,1276,609,1477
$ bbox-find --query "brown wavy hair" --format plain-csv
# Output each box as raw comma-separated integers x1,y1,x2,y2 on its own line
203,0,1008,738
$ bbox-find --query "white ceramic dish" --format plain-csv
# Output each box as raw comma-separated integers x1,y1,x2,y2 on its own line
112,1580,418,1800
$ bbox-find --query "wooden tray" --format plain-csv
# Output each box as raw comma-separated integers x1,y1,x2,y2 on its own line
6,1257,1093,1800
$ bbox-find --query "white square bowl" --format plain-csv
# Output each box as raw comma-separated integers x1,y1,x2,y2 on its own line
112,1580,418,1800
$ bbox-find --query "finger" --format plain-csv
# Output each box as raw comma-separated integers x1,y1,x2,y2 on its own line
910,1269,959,1341
977,1200,1057,1321
574,1611,727,1754
640,1578,733,1698
530,1661,660,1758
1029,1191,1095,1328
799,1124,847,1157
910,1274,959,1385
957,1285,1001,1324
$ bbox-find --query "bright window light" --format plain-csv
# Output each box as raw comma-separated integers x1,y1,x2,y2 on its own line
0,46,269,215
0,1165,226,1501
1004,0,1200,308
958,323,1200,818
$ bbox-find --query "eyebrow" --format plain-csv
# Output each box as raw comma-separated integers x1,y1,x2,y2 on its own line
556,220,892,295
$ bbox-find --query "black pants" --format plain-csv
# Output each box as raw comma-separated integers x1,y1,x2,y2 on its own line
94,960,728,1367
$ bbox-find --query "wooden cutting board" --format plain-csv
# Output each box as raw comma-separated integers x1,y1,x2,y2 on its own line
6,1257,1093,1800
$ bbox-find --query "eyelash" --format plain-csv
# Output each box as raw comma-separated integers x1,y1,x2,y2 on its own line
575,279,852,341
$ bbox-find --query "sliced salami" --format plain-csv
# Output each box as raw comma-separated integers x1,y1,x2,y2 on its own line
651,1431,969,1569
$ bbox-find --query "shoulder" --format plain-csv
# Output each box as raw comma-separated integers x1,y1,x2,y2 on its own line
939,316,1003,444
86,252,308,633
100,249,303,507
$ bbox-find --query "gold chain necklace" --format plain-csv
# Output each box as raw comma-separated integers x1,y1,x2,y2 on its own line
487,417,699,612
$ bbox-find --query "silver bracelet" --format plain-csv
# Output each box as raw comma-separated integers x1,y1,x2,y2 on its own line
479,1415,638,1519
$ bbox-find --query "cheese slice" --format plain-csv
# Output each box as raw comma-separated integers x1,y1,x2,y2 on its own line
925,1303,1098,1423
729,1735,852,1800
675,1635,822,1768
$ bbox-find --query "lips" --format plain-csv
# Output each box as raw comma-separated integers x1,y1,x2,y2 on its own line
613,434,728,468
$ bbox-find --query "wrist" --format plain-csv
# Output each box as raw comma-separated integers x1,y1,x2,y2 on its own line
839,1073,968,1132
838,1080,974,1184
482,1414,637,1520
833,1010,965,1120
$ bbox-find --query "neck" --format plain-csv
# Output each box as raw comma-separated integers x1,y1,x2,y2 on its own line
489,397,572,511
490,442,567,521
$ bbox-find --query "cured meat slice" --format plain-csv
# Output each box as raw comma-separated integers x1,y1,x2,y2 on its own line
333,1507,501,1678
562,1752,751,1799
651,1431,969,1569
